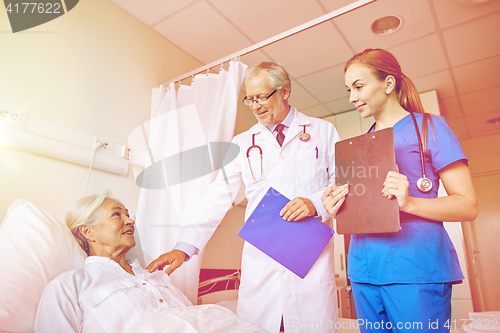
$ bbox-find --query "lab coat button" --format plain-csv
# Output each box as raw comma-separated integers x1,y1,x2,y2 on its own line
159,299,164,303
142,283,146,285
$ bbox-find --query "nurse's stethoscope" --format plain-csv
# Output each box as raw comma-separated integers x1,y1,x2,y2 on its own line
369,112,432,193
246,125,310,182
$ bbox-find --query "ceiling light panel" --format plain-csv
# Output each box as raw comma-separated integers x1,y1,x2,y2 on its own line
261,22,352,78
442,11,500,67
446,117,469,137
209,0,326,43
288,84,323,110
110,0,199,26
432,0,500,29
453,55,500,95
465,109,500,136
296,64,348,104
411,70,456,100
461,86,500,117
325,98,356,115
153,1,251,63
240,50,274,69
388,34,448,79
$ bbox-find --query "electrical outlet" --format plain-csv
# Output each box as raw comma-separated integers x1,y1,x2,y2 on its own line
93,137,109,151
121,146,132,159
0,108,21,127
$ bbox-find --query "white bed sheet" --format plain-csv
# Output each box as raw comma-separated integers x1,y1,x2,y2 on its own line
0,305,266,333
133,304,266,333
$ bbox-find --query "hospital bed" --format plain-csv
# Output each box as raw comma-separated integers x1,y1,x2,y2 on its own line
0,199,264,333
0,198,361,333
198,270,240,314
197,270,361,333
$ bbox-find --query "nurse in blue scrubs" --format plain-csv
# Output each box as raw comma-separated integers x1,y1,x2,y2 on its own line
322,48,478,333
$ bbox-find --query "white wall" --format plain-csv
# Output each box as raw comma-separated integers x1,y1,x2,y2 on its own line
201,206,246,270
460,133,500,311
0,0,202,221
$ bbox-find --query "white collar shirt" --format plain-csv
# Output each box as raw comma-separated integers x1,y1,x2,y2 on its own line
35,256,192,333
266,106,295,138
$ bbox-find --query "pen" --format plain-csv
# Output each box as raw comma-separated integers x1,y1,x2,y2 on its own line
315,147,318,159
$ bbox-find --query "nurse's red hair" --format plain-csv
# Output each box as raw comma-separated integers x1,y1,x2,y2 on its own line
345,48,433,151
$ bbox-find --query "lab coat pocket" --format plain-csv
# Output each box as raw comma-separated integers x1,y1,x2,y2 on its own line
293,149,329,191
296,149,318,160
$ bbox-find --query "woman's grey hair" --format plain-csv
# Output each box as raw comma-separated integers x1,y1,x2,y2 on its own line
246,62,291,93
65,191,114,256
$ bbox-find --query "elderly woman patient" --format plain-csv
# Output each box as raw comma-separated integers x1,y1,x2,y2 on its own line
34,192,192,333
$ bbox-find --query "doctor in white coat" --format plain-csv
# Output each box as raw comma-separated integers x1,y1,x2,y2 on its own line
147,62,341,333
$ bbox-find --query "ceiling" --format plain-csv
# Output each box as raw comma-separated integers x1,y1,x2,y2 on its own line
109,0,500,140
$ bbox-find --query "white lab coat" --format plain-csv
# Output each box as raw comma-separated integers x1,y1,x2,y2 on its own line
180,108,340,333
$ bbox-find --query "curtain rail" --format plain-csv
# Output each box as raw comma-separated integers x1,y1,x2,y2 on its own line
162,0,376,86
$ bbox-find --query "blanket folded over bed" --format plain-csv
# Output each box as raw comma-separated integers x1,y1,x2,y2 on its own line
133,304,267,333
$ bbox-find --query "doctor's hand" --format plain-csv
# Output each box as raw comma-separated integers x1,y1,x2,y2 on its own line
146,250,187,275
382,167,411,211
280,197,316,222
321,184,349,218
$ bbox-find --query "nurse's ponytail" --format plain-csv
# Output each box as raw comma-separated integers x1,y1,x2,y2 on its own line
345,49,434,151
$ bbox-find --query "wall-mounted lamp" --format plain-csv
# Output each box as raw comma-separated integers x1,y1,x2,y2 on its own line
0,102,146,175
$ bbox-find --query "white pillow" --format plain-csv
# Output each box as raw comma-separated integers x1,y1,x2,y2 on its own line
0,199,86,333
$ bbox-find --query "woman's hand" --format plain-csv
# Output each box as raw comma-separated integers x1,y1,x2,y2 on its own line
321,184,349,218
382,161,478,222
382,168,411,211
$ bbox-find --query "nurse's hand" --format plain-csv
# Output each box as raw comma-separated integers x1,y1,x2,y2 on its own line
147,250,187,275
382,168,410,211
280,197,316,222
321,184,349,218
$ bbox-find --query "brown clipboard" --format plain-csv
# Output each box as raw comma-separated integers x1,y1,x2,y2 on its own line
335,127,400,234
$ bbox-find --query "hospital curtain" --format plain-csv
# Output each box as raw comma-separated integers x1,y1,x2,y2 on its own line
135,60,247,304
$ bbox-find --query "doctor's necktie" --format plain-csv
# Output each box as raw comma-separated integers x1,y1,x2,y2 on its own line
275,124,286,147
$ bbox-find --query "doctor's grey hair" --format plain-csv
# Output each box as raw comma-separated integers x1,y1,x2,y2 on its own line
246,62,291,93
65,190,114,256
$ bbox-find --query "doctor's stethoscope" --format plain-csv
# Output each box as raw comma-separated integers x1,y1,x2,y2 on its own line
246,125,310,182
368,111,433,193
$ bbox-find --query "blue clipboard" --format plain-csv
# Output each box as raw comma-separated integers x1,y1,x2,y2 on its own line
238,187,334,279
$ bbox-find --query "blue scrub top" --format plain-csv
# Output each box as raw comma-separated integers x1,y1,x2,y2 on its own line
348,113,466,285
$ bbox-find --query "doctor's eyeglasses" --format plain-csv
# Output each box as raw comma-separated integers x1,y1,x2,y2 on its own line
243,90,277,107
